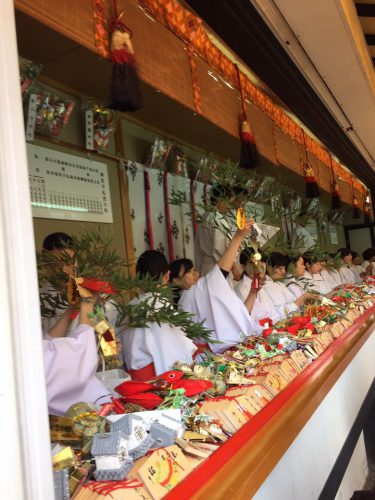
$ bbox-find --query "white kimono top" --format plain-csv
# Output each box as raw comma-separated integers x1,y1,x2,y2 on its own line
179,265,257,353
350,265,363,283
260,276,299,321
43,324,110,415
194,211,231,276
321,269,343,292
234,274,278,332
339,266,356,284
303,271,330,295
119,295,197,375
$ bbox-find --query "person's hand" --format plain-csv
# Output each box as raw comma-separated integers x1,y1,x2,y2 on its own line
301,291,321,302
236,218,254,239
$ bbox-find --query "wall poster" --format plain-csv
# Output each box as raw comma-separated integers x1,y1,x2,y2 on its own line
27,144,113,223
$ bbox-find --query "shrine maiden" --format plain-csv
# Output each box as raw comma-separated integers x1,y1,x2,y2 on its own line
119,251,196,379
194,186,234,276
320,256,344,292
170,220,258,353
337,248,357,284
233,248,278,330
260,253,316,321
302,254,331,295
40,232,118,335
43,299,110,415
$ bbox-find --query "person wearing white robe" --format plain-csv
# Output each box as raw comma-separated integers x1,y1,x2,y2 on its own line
43,300,110,416
121,294,197,376
362,248,375,276
171,221,258,353
350,252,363,283
283,255,310,299
119,250,197,377
233,249,280,330
302,255,331,295
194,186,234,276
319,257,344,292
337,248,357,284
260,253,316,321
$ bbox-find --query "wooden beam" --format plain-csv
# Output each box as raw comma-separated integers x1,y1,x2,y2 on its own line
356,3,375,17
114,123,136,277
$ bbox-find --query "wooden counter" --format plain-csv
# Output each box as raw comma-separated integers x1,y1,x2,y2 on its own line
166,307,375,500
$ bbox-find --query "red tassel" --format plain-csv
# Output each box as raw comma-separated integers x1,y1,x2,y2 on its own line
235,64,260,169
303,163,320,198
329,156,341,209
109,1,142,111
352,196,361,219
331,181,341,209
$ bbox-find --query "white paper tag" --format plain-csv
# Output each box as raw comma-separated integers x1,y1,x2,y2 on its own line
26,93,38,141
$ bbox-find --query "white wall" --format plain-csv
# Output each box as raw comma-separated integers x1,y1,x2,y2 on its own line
254,328,375,500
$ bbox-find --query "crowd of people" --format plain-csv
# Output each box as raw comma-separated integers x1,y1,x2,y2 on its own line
39,200,375,415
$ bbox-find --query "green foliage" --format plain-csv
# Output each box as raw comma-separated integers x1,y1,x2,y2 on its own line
37,228,213,342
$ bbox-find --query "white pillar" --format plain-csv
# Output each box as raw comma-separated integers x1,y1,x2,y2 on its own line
0,1,54,498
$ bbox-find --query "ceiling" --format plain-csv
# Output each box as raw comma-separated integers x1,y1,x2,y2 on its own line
355,1,375,61
250,0,375,172
184,0,375,192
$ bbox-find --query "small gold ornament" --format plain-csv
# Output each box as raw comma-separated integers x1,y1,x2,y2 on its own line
236,207,246,229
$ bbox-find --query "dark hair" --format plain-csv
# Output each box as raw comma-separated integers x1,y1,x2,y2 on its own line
267,252,287,268
337,248,352,259
210,185,233,206
239,247,265,266
303,253,321,265
42,232,73,251
362,248,374,261
169,258,193,281
136,250,169,280
351,251,359,259
285,254,303,267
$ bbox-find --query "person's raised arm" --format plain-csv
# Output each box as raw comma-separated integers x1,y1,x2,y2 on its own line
218,219,253,273
47,307,74,338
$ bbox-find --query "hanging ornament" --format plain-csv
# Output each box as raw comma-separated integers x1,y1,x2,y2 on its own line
109,1,142,112
364,191,372,223
352,180,361,219
329,155,341,209
234,64,260,169
301,130,320,198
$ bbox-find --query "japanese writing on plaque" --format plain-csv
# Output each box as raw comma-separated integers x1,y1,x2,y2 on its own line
27,144,113,223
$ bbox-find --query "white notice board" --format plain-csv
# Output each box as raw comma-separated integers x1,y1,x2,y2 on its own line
27,144,113,223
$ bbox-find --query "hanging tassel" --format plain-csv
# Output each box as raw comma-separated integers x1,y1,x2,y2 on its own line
302,130,320,198
109,0,142,112
352,196,361,219
364,191,371,223
235,64,260,169
329,155,341,209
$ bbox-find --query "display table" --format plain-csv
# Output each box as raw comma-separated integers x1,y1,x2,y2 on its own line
166,307,375,499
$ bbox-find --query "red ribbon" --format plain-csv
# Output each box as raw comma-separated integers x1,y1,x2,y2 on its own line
163,172,175,263
190,179,198,233
144,171,154,249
